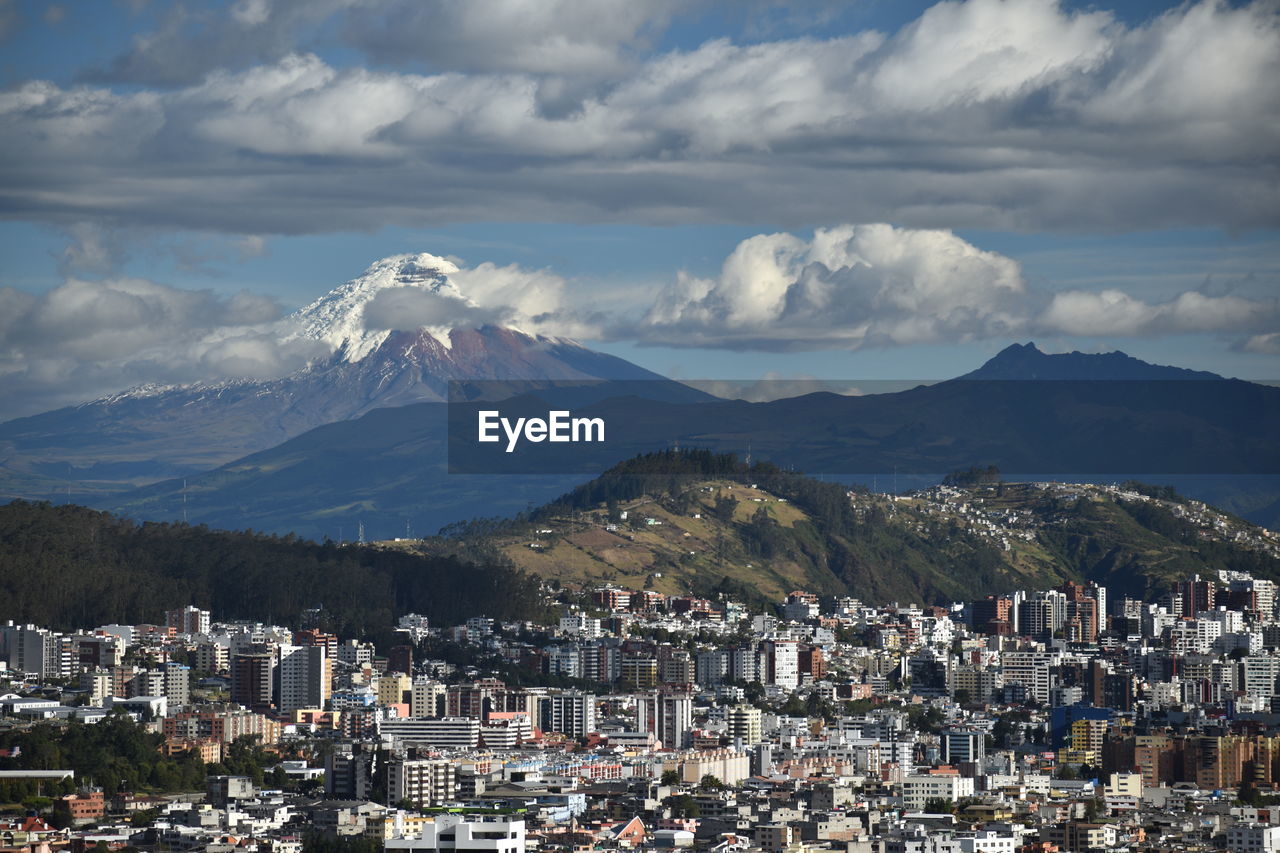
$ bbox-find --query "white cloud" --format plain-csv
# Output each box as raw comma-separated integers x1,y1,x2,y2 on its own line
639,224,1029,349
360,259,600,340
0,0,1272,234
1040,288,1277,337
631,223,1280,351
82,0,678,87
1241,332,1280,355
58,223,128,276
0,277,326,417
362,287,503,332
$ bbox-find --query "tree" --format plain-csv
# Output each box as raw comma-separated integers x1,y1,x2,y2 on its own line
990,716,1013,747
665,794,701,818
699,774,724,790
130,809,160,827
660,770,680,786
712,494,738,523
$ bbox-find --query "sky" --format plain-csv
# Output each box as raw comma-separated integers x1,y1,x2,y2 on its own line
0,0,1277,418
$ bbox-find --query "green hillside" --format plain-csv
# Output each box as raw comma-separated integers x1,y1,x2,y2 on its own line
0,500,549,635
422,451,1280,605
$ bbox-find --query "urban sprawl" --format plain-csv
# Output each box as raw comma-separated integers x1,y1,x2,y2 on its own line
9,565,1280,853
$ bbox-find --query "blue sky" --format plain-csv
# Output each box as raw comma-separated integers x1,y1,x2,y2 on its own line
1,0,1277,416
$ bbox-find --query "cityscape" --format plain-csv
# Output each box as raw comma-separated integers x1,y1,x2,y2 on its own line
2,0,1278,852
6,506,1280,852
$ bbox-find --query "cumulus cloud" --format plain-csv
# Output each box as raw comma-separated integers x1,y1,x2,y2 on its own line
0,0,1272,234
0,277,326,418
637,224,1029,349
630,223,1280,351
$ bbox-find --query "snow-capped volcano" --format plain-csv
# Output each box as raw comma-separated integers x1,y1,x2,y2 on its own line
0,252,676,496
292,252,466,362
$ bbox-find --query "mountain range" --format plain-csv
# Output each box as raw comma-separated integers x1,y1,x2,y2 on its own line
1,252,1277,542
0,254,675,501
102,346,1280,541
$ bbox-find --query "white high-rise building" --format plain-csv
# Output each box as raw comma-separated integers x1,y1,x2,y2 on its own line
166,606,211,636
636,691,692,749
0,623,63,679
696,650,730,687
726,705,763,745
901,774,976,811
558,614,602,639
1001,651,1055,705
80,670,112,705
411,679,446,718
766,640,799,689
164,662,191,707
1243,656,1280,699
380,717,481,749
546,645,582,679
275,644,330,714
336,639,375,668
730,646,764,683
389,758,456,809
539,691,597,738
386,815,524,853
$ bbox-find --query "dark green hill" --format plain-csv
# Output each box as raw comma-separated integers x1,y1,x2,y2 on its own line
0,500,547,635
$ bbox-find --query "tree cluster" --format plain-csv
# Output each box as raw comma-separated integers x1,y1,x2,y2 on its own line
0,501,548,634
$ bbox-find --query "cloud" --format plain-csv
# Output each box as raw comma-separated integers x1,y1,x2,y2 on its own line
0,0,1271,235
341,0,680,77
362,287,504,331
629,223,1280,351
78,0,355,88
361,260,600,339
1240,332,1280,355
1040,289,1279,337
53,224,272,278
81,0,679,88
58,223,129,276
0,277,326,418
637,224,1029,350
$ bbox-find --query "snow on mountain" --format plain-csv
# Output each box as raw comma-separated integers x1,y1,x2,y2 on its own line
1,251,681,496
291,252,466,362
